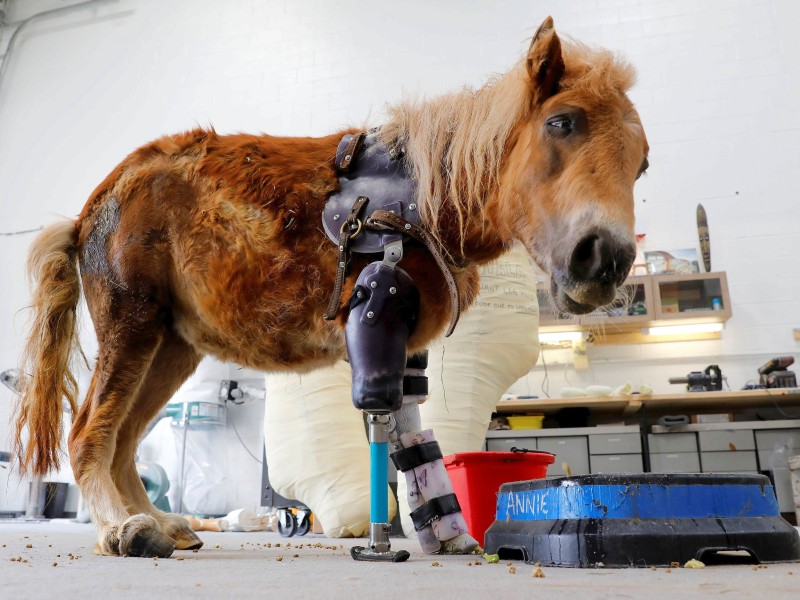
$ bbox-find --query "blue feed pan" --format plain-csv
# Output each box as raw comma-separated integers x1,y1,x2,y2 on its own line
484,473,800,567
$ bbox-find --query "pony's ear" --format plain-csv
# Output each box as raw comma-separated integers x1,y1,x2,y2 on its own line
526,16,565,105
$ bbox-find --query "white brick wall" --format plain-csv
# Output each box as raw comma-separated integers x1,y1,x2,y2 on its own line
1,0,799,510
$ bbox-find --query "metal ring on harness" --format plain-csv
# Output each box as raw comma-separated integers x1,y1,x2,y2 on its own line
341,218,363,240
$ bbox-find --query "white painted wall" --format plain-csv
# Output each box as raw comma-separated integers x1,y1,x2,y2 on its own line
1,0,799,512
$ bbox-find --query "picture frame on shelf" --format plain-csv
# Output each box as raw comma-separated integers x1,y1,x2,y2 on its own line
645,249,700,275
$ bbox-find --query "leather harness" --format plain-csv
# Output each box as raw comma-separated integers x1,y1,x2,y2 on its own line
321,131,462,336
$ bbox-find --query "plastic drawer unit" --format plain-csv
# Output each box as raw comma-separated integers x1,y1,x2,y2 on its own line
648,432,700,473
536,436,589,476
699,429,757,473
755,428,800,511
589,430,642,474
486,436,537,452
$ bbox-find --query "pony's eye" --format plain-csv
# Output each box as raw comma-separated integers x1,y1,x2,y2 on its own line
636,157,649,180
545,115,573,136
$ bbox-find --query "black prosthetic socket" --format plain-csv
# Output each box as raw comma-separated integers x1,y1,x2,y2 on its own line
346,261,419,413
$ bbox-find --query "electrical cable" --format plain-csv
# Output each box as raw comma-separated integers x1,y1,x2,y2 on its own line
177,414,189,515
439,344,449,414
540,348,550,398
764,387,800,419
0,227,42,236
0,0,116,95
563,349,574,386
225,400,262,464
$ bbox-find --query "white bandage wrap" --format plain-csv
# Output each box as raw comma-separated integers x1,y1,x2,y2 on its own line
395,429,472,552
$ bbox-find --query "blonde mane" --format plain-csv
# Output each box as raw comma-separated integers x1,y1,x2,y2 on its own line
380,66,530,249
380,41,636,250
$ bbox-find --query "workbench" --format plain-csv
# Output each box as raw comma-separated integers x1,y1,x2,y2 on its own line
496,388,800,418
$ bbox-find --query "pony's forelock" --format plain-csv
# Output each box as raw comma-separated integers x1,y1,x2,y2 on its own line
558,38,637,97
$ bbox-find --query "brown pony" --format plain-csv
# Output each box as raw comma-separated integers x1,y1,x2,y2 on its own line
14,18,647,557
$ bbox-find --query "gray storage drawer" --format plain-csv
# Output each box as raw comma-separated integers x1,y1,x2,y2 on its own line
700,451,758,472
649,452,701,473
755,429,800,459
698,430,755,452
486,437,537,452
537,437,589,476
648,432,698,454
770,467,796,512
590,454,643,474
589,432,641,455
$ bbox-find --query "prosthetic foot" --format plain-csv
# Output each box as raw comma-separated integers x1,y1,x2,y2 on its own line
350,413,410,563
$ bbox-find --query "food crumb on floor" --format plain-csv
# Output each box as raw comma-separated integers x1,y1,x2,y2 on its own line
684,559,705,569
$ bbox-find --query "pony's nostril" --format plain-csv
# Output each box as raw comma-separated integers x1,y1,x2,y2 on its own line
569,231,634,284
614,243,636,285
569,234,605,281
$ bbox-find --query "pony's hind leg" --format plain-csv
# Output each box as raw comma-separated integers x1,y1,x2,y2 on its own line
69,326,176,558
110,333,204,550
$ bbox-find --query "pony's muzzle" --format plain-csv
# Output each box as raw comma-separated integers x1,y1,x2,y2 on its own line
553,228,635,314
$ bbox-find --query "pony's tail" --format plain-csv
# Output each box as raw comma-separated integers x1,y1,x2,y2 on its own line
14,220,83,477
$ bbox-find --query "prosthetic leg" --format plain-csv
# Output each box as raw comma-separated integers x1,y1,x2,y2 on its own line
346,241,478,561
347,241,415,562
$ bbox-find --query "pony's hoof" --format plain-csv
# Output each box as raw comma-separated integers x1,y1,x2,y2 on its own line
127,531,176,557
96,526,121,556
438,533,481,555
173,527,204,551
119,515,175,558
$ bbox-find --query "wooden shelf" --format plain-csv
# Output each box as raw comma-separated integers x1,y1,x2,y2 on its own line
496,396,634,416
497,388,800,418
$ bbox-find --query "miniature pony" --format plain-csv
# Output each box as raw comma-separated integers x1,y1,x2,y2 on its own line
15,18,647,557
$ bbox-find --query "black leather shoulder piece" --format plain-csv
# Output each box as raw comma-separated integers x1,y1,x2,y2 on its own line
322,132,420,254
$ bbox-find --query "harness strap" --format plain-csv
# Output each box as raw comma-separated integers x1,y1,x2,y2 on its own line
323,196,370,321
365,210,462,337
338,132,366,172
403,374,428,396
409,493,462,532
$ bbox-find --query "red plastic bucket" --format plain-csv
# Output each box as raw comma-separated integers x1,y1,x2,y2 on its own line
444,451,554,547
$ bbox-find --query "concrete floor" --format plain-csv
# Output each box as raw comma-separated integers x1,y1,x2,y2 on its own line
1,520,799,599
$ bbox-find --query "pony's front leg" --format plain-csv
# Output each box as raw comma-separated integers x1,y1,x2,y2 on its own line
390,399,480,554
